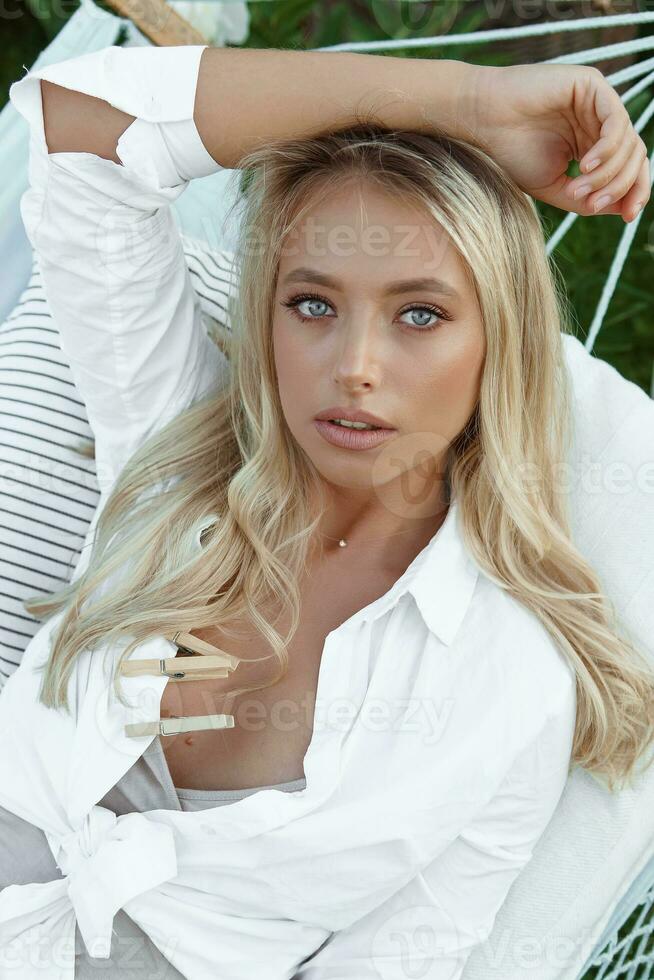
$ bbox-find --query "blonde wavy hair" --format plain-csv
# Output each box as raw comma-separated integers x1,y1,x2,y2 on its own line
26,119,654,795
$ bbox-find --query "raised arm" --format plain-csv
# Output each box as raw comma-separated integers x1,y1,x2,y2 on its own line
192,46,472,169
39,47,470,169
9,44,231,496
191,46,648,221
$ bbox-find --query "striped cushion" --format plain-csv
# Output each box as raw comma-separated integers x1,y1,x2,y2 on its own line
0,234,236,686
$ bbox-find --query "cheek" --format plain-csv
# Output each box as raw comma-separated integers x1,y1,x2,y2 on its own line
273,318,311,418
419,337,485,432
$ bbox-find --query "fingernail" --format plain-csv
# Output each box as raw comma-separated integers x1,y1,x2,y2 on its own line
585,158,601,172
573,183,592,200
594,194,611,212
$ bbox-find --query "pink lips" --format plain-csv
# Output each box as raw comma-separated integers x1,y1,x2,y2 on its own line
313,419,396,451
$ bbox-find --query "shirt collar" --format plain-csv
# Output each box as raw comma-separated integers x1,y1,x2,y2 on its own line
352,495,480,647
408,496,480,645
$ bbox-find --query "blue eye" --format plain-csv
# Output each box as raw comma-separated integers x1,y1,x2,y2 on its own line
283,294,335,321
281,292,452,333
398,306,442,330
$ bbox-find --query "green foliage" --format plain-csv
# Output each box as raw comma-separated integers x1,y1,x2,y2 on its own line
3,0,654,394
23,0,78,41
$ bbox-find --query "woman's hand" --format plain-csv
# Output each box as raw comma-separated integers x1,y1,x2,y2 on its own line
465,62,651,223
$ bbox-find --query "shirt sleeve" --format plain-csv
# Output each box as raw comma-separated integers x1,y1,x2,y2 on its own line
7,44,231,494
294,678,576,979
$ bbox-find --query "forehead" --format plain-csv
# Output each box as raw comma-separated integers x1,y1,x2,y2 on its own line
277,179,466,291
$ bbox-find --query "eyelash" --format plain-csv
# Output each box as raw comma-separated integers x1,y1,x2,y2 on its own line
281,291,452,333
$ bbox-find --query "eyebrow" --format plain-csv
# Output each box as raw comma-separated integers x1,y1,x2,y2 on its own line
281,267,462,300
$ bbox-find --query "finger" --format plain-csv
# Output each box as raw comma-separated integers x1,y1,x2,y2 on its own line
578,68,632,177
567,116,633,201
619,153,652,223
582,136,648,215
562,154,650,220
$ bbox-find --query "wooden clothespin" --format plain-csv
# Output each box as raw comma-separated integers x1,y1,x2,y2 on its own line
120,630,241,682
102,0,209,47
125,714,236,737
122,629,242,738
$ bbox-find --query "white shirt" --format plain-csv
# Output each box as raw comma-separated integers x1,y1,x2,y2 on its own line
3,40,639,980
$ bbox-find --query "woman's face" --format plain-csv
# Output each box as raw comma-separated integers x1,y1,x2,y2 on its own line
272,180,486,526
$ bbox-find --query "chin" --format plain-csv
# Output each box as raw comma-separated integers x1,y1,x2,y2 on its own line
313,460,379,493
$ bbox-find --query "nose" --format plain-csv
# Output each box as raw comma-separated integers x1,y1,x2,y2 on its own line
331,316,382,390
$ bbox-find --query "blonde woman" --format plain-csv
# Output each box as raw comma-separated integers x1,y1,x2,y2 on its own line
0,41,653,979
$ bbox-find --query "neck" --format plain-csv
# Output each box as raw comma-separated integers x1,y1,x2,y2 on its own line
315,482,449,566
315,471,449,546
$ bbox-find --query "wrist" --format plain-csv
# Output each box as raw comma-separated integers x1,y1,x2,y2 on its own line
354,54,494,146
419,59,496,146
449,62,501,150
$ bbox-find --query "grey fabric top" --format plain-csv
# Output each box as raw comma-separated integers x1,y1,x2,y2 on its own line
121,731,307,813
177,775,307,810
0,732,307,976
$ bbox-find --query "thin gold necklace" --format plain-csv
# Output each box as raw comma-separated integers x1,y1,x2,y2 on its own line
319,508,449,549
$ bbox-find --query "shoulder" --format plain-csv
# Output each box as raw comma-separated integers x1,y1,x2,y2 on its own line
560,330,649,419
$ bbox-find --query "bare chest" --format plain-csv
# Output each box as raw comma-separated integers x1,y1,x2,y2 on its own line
159,565,395,792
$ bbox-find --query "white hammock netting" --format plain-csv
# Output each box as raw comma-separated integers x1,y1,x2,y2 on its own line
586,877,654,978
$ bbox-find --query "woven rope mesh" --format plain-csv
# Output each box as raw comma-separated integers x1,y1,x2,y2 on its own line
582,881,654,978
